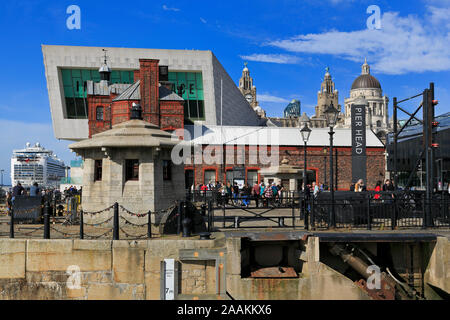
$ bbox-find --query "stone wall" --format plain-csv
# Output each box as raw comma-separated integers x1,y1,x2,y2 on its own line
0,238,216,300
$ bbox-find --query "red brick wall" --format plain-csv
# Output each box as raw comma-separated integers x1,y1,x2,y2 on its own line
138,59,160,126
87,95,112,137
111,99,140,126
160,100,184,132
186,145,385,190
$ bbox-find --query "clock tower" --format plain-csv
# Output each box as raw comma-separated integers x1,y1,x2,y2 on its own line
238,62,265,117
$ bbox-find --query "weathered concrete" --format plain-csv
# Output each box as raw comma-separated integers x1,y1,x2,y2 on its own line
0,233,448,300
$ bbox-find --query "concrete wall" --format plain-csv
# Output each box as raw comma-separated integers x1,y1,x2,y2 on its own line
424,236,450,294
0,238,216,300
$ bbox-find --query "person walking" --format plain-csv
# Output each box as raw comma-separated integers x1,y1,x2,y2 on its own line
251,182,261,207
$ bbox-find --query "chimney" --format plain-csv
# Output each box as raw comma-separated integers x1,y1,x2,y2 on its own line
138,59,160,126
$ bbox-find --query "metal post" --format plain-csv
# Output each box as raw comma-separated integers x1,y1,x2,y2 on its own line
207,200,212,232
234,216,239,229
303,141,308,222
80,210,84,239
147,210,152,239
367,194,371,230
177,201,181,235
113,202,119,240
329,126,336,228
291,196,295,229
44,201,50,239
222,201,226,228
9,208,14,238
393,97,398,189
423,89,431,229
311,197,315,230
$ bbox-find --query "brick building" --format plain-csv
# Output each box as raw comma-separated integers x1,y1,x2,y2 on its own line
183,126,386,191
85,58,184,137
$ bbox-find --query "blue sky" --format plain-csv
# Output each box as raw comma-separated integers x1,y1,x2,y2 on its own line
0,0,449,185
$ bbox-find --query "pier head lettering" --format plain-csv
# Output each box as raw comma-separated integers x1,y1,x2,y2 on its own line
351,102,367,183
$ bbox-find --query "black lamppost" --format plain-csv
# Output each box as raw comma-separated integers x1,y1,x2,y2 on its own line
324,102,339,228
300,117,311,193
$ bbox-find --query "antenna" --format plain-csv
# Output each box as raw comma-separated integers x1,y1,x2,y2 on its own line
102,49,108,64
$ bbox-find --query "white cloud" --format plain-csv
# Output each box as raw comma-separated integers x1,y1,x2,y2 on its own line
267,7,450,75
239,53,300,64
200,17,207,24
258,94,290,103
0,119,76,186
162,5,180,12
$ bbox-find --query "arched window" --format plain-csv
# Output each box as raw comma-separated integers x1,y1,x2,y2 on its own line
96,106,104,121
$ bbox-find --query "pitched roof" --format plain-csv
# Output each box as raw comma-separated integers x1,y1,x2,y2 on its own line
185,125,384,147
112,80,141,101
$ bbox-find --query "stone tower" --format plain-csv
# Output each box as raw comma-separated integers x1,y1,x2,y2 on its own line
238,62,266,117
315,67,340,118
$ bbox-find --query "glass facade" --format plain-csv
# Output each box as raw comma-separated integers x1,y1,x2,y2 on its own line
61,68,134,119
168,72,204,120
61,69,205,122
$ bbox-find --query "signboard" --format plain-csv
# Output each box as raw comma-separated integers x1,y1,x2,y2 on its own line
163,259,175,300
351,104,367,184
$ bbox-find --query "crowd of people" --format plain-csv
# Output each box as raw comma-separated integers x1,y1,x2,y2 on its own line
188,177,415,208
4,182,81,216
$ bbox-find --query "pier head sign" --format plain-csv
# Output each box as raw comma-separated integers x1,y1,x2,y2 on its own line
351,101,367,184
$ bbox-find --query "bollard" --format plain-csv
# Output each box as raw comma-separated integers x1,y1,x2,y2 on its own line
80,210,84,239
9,208,14,238
113,202,119,240
44,201,50,239
147,210,152,239
182,217,192,237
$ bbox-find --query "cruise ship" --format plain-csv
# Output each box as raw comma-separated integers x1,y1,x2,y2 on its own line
11,142,66,188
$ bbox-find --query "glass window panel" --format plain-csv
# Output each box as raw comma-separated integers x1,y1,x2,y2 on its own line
81,69,92,81
61,69,73,85
71,69,81,77
65,98,77,119
189,100,198,118
187,72,195,81
196,88,204,100
247,170,258,185
197,100,205,119
75,98,87,118
92,71,101,82
204,170,216,184
64,85,74,98
187,80,196,100
196,73,203,89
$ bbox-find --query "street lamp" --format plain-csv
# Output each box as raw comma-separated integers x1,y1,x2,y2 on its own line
324,102,339,228
300,117,311,193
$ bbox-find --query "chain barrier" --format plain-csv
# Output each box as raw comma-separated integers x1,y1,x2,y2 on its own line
119,215,148,227
83,204,115,215
49,226,80,237
119,227,148,239
83,229,112,239
18,226,45,236
82,216,113,227
119,204,149,217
